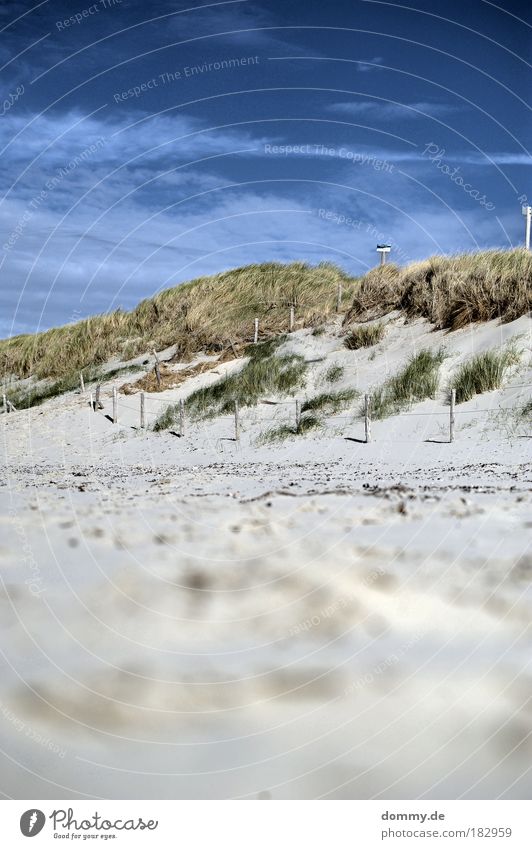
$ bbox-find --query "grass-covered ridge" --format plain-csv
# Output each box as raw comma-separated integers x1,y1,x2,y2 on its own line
153,338,307,430
1,261,357,381
2,249,530,386
368,349,445,419
346,249,532,330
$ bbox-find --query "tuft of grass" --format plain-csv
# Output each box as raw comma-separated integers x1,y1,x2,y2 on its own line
259,411,322,443
346,249,532,330
302,388,358,415
521,399,532,419
324,364,344,383
451,348,519,404
312,325,326,337
367,348,445,419
153,338,307,430
297,413,322,434
344,322,386,350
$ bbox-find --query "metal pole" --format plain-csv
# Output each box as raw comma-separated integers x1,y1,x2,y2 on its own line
526,208,531,251
380,251,385,266
112,387,118,424
254,318,259,344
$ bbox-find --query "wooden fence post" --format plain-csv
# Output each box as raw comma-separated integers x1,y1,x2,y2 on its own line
89,391,94,411
336,283,342,312
153,349,161,388
94,384,102,409
450,388,456,443
234,400,240,442
112,387,118,424
364,394,372,443
295,399,301,431
2,393,7,414
254,318,259,344
289,306,295,332
179,399,185,437
80,371,85,393
140,392,145,429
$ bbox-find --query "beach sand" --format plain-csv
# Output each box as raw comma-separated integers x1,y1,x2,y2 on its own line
1,314,530,799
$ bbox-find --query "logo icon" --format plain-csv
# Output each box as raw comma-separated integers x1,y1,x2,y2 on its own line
20,810,46,837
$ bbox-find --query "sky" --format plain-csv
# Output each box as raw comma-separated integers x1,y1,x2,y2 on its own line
0,0,530,336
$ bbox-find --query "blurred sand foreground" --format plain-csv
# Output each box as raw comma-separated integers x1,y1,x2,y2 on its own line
1,445,530,799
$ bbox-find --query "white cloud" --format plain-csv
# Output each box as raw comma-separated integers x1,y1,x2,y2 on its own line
329,101,463,120
356,56,385,72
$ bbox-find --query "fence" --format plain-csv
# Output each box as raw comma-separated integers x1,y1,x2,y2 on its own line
22,378,525,445
2,303,530,444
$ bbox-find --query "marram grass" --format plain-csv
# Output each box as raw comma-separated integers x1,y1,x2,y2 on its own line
367,349,445,420
451,348,519,404
2,249,530,385
345,249,532,330
153,339,307,429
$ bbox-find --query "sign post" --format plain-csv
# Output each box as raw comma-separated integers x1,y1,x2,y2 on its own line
522,205,531,250
376,244,391,265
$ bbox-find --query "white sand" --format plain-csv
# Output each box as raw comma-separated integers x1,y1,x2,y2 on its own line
0,314,531,799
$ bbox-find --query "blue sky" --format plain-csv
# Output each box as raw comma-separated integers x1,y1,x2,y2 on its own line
0,0,530,336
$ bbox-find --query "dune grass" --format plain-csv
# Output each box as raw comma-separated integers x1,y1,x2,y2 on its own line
324,364,344,383
344,322,386,350
368,348,445,419
302,388,358,416
259,411,322,443
1,261,357,381
259,386,357,442
346,249,532,330
153,338,307,429
3,249,530,389
451,348,519,404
